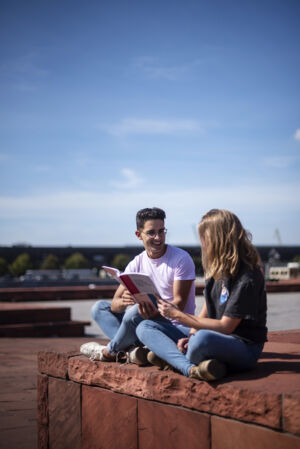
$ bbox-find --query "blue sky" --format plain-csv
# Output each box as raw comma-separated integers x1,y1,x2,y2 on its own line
0,0,299,247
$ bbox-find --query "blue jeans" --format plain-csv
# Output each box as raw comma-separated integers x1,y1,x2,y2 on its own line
91,300,124,340
91,300,144,354
136,320,264,377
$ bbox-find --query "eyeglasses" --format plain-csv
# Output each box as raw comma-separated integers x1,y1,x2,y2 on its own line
141,228,167,237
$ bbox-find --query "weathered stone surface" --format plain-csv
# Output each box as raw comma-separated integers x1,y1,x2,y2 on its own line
37,374,48,449
68,356,281,429
211,416,300,449
48,377,81,449
82,385,137,449
138,399,210,449
69,356,155,399
37,374,48,426
38,350,80,378
283,393,300,436
149,370,282,429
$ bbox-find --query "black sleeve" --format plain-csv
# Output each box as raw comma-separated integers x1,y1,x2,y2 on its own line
224,279,260,320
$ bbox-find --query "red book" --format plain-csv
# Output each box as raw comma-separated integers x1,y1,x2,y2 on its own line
102,266,158,307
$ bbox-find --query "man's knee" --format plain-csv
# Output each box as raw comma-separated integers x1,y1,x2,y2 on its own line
122,304,140,323
136,320,152,339
91,300,111,320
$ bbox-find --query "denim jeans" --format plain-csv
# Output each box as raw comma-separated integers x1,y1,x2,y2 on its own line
136,320,193,376
91,300,124,340
91,300,144,354
136,320,264,377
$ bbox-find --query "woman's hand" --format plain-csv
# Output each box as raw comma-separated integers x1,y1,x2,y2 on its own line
177,337,189,353
157,298,179,319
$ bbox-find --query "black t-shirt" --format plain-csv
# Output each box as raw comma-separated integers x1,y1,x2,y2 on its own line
204,263,268,344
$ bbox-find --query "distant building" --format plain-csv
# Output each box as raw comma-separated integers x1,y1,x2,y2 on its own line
268,263,300,280
21,268,99,282
61,268,98,281
21,270,62,282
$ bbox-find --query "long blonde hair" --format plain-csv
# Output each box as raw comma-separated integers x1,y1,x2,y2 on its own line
198,209,260,280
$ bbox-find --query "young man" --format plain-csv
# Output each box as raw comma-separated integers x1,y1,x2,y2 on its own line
80,207,196,364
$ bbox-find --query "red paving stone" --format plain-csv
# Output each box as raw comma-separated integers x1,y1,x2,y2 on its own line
0,337,108,449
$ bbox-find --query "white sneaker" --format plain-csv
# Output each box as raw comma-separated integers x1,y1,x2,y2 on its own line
126,346,149,366
80,342,113,361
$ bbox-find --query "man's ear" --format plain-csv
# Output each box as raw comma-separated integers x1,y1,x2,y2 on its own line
135,230,142,240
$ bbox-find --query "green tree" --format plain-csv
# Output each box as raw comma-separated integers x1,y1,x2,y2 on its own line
9,253,32,277
40,254,60,270
64,252,90,269
111,253,132,272
293,255,300,263
0,257,8,276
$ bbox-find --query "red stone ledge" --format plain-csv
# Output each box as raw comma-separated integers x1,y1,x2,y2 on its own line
37,331,300,441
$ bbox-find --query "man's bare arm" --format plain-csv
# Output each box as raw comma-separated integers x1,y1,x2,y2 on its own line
110,284,135,313
172,279,194,311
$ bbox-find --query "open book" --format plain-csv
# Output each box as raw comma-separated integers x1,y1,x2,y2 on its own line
102,265,159,307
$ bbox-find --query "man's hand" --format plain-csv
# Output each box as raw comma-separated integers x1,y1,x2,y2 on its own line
120,290,135,307
177,337,189,353
111,288,135,313
157,297,179,319
136,293,158,319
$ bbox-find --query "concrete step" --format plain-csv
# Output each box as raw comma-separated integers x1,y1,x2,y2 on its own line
0,305,71,324
0,320,91,337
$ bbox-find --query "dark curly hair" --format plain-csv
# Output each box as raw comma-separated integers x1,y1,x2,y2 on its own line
136,207,166,229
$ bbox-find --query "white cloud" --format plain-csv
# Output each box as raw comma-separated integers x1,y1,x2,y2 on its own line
110,168,144,189
263,156,296,168
1,184,299,218
133,57,189,81
103,118,202,136
131,57,207,81
294,128,300,141
1,182,299,246
0,53,48,91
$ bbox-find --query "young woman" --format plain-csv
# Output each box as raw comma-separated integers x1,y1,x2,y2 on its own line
136,209,267,381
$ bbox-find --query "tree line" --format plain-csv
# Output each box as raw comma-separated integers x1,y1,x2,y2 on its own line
0,252,134,278
0,252,206,278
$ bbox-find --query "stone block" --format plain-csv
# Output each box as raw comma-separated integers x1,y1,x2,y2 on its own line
37,374,48,449
211,416,300,449
138,399,210,449
149,370,282,429
68,356,282,429
48,377,81,449
82,385,137,449
38,351,80,378
69,356,154,399
283,393,300,436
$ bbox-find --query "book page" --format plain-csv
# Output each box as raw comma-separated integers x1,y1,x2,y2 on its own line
102,266,121,281
119,273,158,295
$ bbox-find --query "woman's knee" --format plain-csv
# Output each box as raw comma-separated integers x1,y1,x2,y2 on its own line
188,330,219,357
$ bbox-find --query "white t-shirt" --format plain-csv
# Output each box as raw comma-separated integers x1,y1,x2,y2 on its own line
125,244,196,321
